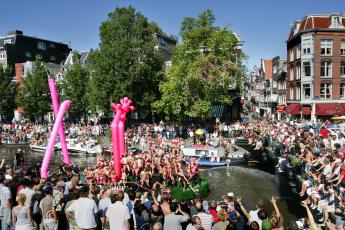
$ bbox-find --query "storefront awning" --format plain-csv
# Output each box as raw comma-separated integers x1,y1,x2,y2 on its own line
316,104,345,116
285,104,301,115
276,105,285,113
302,107,311,115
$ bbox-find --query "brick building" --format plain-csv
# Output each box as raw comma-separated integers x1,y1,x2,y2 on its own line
286,14,345,120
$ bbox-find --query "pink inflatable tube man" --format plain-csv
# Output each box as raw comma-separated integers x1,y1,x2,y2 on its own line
48,78,71,165
111,97,134,181
41,100,72,178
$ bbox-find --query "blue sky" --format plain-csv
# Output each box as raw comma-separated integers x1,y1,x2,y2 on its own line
0,0,344,69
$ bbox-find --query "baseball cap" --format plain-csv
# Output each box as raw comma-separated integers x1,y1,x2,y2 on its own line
227,192,234,197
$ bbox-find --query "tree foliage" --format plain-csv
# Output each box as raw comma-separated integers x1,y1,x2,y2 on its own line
88,6,164,113
16,59,50,119
153,10,245,119
0,66,16,119
62,51,89,119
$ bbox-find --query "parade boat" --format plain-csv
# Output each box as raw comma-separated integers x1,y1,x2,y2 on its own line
29,144,59,152
59,138,103,155
182,144,248,167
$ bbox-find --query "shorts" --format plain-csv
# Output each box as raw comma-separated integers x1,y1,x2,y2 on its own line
335,215,345,225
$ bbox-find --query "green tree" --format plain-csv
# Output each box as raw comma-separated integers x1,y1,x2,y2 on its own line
62,51,89,120
0,66,16,120
16,59,50,120
153,10,245,119
89,6,164,115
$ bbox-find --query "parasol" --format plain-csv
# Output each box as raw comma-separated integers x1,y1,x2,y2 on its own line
332,115,345,120
195,129,207,135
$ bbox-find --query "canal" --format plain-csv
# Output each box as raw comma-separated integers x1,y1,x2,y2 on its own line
0,144,304,225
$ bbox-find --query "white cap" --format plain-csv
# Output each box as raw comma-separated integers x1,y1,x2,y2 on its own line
227,192,234,197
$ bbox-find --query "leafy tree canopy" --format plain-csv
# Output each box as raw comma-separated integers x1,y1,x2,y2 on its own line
153,9,245,119
88,6,164,113
0,66,16,119
16,59,50,119
62,51,89,119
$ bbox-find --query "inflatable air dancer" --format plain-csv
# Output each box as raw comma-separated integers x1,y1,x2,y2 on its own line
41,78,71,179
111,97,134,181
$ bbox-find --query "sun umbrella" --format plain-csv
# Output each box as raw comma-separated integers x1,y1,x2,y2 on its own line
332,115,345,120
195,129,207,135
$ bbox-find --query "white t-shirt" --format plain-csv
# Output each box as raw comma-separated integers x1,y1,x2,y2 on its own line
248,210,262,229
98,197,111,212
66,197,98,229
106,201,130,230
19,188,36,207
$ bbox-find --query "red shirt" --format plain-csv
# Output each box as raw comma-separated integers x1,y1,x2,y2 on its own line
320,129,329,139
209,209,219,223
341,170,345,182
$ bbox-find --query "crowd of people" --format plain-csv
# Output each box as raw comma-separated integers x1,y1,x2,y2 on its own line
0,118,345,229
231,119,345,230
0,121,108,145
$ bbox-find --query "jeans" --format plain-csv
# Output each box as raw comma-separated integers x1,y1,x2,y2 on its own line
1,221,11,230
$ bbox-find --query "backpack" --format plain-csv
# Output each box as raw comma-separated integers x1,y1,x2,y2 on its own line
30,193,43,221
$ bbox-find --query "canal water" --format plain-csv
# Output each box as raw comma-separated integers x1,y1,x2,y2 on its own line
0,145,304,225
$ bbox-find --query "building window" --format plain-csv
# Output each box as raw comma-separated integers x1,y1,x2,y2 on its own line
37,41,46,50
320,39,332,55
296,85,301,100
341,83,345,99
25,52,31,58
303,84,311,99
320,61,332,77
0,51,6,60
289,64,294,81
302,37,312,54
297,44,301,59
320,83,332,99
296,63,301,80
289,49,294,62
341,61,345,76
289,86,294,100
50,56,56,61
159,37,165,46
331,15,342,28
303,61,311,76
3,39,12,45
50,43,55,48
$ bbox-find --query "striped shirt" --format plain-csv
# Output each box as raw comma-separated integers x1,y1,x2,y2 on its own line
197,212,213,230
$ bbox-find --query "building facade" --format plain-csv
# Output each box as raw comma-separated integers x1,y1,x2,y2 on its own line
153,33,177,69
272,56,287,119
286,14,345,120
0,30,71,69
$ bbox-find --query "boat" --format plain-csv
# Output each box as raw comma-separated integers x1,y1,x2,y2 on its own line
29,144,59,152
182,144,248,167
58,138,103,155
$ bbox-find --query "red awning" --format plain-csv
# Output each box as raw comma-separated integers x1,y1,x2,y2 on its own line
315,104,345,116
276,105,285,113
285,104,301,115
302,107,311,115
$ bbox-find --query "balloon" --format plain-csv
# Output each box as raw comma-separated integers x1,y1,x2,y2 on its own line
41,100,71,178
48,78,70,165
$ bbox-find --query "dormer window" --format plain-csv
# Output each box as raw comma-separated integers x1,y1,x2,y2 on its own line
330,15,344,28
293,21,301,35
